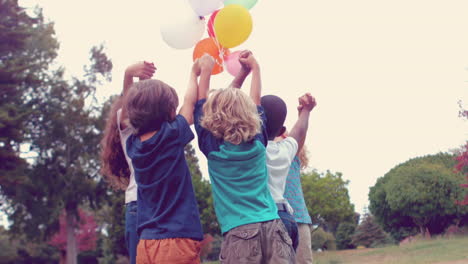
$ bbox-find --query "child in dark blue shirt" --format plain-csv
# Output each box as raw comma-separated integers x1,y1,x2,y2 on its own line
125,55,215,263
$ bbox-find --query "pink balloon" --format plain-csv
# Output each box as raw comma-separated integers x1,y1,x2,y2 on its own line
224,50,242,76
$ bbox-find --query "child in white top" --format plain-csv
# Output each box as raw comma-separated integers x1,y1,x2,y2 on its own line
261,93,317,250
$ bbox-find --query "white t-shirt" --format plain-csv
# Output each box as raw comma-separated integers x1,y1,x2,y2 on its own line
117,108,137,204
266,137,299,214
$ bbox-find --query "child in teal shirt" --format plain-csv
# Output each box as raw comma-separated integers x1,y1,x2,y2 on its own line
194,50,295,263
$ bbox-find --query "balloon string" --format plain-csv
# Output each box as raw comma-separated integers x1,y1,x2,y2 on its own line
213,37,225,68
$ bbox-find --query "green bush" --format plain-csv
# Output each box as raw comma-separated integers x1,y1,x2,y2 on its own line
311,227,336,250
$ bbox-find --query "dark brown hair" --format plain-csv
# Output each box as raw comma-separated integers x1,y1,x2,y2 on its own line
261,95,287,140
125,79,179,136
100,96,130,190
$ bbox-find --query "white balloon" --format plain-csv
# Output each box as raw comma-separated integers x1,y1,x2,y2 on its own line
188,0,223,16
160,3,206,49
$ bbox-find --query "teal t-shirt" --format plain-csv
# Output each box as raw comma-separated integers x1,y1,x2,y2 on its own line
194,99,279,234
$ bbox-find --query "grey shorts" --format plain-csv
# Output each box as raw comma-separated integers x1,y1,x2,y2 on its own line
219,219,296,264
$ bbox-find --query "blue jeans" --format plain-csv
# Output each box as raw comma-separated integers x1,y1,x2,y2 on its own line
125,201,138,264
278,210,299,251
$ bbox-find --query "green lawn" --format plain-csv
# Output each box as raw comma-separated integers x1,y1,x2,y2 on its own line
203,235,468,264
315,235,468,264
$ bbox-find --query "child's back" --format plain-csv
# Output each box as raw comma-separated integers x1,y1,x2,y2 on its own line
194,93,277,233
194,51,296,264
261,93,317,252
126,113,202,240
125,75,207,263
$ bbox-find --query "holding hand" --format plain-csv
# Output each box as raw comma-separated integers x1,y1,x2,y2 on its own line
297,93,317,113
238,50,259,72
125,61,157,80
192,59,201,76
199,54,216,74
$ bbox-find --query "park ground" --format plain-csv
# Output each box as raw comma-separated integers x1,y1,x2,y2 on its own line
205,235,468,264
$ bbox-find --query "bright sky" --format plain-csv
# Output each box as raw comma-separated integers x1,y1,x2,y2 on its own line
16,0,468,220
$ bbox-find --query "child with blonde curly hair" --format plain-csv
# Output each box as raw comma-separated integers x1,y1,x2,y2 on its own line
194,50,295,263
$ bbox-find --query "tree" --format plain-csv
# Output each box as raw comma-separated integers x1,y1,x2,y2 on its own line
455,143,468,206
455,102,468,206
185,144,220,235
335,222,356,250
2,45,112,264
301,170,355,233
351,212,393,248
369,153,468,240
0,0,57,185
48,209,98,264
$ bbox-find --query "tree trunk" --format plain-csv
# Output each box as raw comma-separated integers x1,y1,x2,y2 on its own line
60,250,66,264
424,227,431,239
419,225,425,236
65,209,78,264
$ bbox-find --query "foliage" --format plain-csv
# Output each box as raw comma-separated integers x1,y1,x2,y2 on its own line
185,144,220,235
369,153,468,241
2,44,112,246
48,209,98,252
0,5,113,260
0,0,57,189
351,213,394,248
98,192,127,263
311,227,337,251
0,226,58,264
335,222,356,250
455,143,468,205
301,170,355,233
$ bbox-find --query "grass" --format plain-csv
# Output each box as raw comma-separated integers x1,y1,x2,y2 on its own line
315,235,468,264
203,236,468,264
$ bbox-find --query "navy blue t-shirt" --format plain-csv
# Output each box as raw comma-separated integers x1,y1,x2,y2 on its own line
126,115,203,241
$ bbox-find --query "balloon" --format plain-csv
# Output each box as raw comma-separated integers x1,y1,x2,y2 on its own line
193,38,227,75
224,0,258,10
189,0,223,16
207,10,219,38
160,4,205,49
224,51,242,76
214,5,252,48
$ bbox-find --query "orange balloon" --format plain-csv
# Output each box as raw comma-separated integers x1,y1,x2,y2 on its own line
193,38,227,75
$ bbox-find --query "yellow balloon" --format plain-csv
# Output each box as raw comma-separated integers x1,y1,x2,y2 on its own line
214,4,253,48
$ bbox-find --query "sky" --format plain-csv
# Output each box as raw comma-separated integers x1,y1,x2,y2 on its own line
14,0,468,220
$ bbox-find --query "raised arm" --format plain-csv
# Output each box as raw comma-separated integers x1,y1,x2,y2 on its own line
229,51,252,89
197,54,215,100
288,93,317,152
181,55,214,123
121,61,156,128
238,51,261,105
122,61,156,96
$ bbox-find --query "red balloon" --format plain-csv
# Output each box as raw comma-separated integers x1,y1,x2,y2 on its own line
207,10,219,38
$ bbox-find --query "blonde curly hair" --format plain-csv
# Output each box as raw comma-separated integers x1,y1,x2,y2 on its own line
201,88,261,145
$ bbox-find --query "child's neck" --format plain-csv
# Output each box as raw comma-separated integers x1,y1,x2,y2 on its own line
140,131,158,142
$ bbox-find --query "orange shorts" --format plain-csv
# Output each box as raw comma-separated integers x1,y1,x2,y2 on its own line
136,238,201,264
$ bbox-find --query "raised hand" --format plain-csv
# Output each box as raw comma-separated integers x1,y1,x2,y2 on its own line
238,50,259,72
199,54,216,73
125,61,157,80
297,93,317,113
